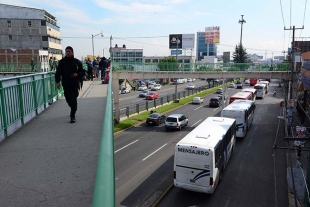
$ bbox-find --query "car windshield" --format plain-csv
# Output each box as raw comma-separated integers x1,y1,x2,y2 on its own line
230,83,234,85
210,98,219,101
166,117,177,122
149,93,154,95
193,97,200,100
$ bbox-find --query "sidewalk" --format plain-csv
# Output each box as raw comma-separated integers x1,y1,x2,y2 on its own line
0,79,108,207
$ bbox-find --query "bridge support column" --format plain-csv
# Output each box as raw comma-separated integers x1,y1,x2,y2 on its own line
112,72,120,123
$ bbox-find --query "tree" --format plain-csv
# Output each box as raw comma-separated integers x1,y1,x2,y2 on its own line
232,44,248,63
158,56,178,71
232,44,249,71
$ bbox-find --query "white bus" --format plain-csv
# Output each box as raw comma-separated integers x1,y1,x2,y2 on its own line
254,84,266,98
242,88,257,102
174,117,236,194
221,100,255,138
258,81,269,93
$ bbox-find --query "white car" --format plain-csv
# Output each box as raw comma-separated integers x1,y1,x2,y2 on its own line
192,97,203,104
187,78,193,82
186,84,195,90
121,88,131,94
148,83,156,89
150,84,161,91
138,85,147,91
228,83,236,88
244,80,250,84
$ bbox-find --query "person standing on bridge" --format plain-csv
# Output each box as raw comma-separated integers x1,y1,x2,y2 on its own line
55,46,84,123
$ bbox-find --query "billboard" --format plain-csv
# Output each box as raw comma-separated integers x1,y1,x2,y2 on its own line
205,26,220,44
169,34,195,49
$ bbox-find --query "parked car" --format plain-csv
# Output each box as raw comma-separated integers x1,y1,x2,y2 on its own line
228,83,236,88
186,84,195,90
121,87,131,94
150,84,161,91
146,92,159,100
139,90,151,97
146,113,166,126
192,97,203,104
138,85,147,91
244,80,250,84
216,88,223,94
236,81,243,89
187,78,193,82
165,114,188,131
148,83,156,89
209,96,222,107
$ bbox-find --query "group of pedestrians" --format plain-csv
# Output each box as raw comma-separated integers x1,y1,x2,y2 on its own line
85,57,109,81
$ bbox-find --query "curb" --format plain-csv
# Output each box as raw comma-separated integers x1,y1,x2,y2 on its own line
152,184,174,207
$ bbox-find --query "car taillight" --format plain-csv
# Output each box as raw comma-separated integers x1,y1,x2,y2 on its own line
217,102,219,104
210,177,214,186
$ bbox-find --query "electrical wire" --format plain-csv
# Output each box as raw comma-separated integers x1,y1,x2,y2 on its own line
279,0,286,26
299,0,308,37
296,159,310,203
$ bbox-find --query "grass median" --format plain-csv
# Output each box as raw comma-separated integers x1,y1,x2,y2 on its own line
114,84,225,133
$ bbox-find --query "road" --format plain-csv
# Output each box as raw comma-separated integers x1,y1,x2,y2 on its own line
118,80,213,110
114,80,287,207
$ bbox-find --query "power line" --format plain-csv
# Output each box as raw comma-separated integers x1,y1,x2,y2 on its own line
299,0,308,37
279,0,286,26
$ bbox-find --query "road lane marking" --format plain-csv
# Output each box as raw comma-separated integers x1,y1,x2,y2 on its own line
132,100,141,102
194,105,203,110
114,140,139,153
142,143,167,161
191,119,202,127
120,108,126,111
213,107,219,111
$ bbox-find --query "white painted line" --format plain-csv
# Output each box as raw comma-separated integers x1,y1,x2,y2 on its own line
213,107,219,111
120,108,126,111
191,119,202,127
132,99,141,103
142,143,167,161
247,139,253,147
114,140,139,153
194,105,203,110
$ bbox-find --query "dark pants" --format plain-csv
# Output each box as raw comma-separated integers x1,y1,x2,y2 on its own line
101,69,106,79
63,86,79,119
88,69,93,81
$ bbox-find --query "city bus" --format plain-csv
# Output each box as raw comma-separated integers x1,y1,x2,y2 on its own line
229,91,253,104
249,78,258,86
254,84,266,98
242,88,257,102
174,117,236,194
258,81,269,93
221,100,255,138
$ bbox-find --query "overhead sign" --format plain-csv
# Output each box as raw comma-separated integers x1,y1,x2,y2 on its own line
169,34,195,49
205,26,220,44
171,50,182,55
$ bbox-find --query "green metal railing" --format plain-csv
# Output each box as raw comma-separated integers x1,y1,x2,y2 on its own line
111,62,291,72
0,72,63,138
92,65,115,206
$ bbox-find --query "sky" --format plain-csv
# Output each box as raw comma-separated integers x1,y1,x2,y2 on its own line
2,0,310,60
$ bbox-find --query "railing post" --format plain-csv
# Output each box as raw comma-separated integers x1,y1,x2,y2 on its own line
0,81,7,137
167,95,170,103
136,104,139,114
17,78,24,125
160,97,163,105
41,74,47,109
183,91,185,98
173,94,175,101
126,106,129,117
146,101,148,111
154,99,156,108
32,75,38,115
178,92,180,99
188,90,190,96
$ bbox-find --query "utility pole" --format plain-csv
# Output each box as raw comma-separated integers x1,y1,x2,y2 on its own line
175,37,179,101
238,15,246,45
284,26,304,99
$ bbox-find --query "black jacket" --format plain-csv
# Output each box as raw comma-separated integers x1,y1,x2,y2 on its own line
55,56,84,89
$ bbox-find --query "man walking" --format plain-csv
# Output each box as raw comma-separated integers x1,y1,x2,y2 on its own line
55,46,84,123
86,58,93,81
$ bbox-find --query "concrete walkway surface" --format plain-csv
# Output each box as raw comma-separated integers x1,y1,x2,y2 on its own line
0,79,107,207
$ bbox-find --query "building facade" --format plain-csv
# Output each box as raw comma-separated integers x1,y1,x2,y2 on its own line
196,32,217,61
110,44,143,69
0,4,62,66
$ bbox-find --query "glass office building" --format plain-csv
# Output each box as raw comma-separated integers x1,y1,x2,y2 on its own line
196,32,217,61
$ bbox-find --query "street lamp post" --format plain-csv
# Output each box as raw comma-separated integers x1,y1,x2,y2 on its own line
92,32,104,60
238,15,246,45
175,37,180,101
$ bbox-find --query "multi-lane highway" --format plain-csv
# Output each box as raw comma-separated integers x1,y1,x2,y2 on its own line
115,80,288,207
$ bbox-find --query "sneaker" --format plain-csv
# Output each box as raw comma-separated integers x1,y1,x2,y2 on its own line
70,118,76,123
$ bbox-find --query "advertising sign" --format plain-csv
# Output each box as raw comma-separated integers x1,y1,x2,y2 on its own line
205,26,220,44
169,34,195,49
171,50,182,55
